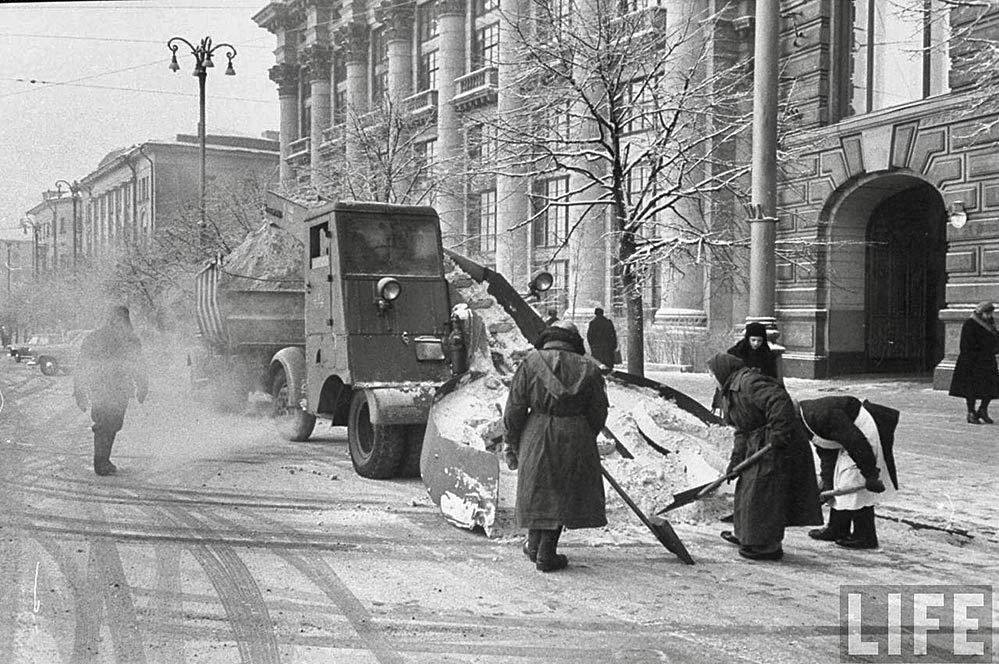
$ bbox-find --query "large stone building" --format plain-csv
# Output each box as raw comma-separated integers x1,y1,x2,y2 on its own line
253,0,999,386
24,190,75,274
78,134,281,257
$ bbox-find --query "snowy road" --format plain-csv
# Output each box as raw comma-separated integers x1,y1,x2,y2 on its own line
1,356,995,664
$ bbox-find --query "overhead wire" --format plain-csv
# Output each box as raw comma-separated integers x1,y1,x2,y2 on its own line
0,32,272,49
0,77,274,103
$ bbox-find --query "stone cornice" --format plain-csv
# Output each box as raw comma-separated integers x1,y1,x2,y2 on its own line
254,3,306,33
377,0,414,42
269,63,301,95
301,44,333,81
334,22,369,64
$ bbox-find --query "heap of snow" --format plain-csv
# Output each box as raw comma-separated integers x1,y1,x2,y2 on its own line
433,261,733,536
218,222,303,292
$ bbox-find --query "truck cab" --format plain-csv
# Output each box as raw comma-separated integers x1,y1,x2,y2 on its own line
270,201,454,479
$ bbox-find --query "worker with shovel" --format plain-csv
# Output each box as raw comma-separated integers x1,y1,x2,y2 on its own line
798,397,898,550
502,321,609,572
708,353,822,561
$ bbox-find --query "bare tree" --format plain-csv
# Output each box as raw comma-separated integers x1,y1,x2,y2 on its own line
305,97,448,206
478,0,755,374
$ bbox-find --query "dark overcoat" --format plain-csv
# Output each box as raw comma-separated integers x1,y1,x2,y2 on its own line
503,342,609,530
711,355,822,547
586,315,618,368
74,325,147,407
948,317,999,399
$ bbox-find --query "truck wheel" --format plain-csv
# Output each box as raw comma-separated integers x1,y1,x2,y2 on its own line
39,357,58,376
397,424,426,478
347,391,406,479
271,369,316,442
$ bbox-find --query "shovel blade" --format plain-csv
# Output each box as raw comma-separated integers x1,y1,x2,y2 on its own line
657,481,713,514
648,515,695,565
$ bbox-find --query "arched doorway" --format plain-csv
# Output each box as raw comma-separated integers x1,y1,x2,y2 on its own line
864,183,947,372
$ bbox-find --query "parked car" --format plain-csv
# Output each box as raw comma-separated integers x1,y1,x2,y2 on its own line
10,333,55,364
24,330,91,375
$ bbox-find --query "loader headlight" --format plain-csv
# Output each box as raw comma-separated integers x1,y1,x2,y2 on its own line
377,277,402,301
528,271,553,297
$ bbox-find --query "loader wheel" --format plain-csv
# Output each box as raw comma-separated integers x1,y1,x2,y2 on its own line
347,391,406,479
39,357,58,376
397,424,426,478
271,369,316,442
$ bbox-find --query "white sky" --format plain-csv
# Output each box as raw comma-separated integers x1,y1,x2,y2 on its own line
0,0,280,235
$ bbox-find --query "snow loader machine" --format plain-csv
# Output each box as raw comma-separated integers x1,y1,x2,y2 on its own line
193,198,551,480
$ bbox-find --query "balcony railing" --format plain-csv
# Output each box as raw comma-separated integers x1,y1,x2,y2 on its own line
453,66,499,111
403,89,439,118
286,136,310,164
319,123,346,158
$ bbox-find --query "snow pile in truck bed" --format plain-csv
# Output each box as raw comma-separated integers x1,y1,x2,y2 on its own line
218,222,304,292
436,263,734,529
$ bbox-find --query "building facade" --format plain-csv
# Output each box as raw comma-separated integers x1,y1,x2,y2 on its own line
77,134,280,257
24,190,75,274
254,0,999,385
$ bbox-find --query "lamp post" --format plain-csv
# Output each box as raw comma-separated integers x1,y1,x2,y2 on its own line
55,179,82,269
167,35,237,252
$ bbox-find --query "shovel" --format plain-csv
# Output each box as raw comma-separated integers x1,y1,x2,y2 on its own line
601,464,695,565
820,483,867,504
656,444,774,515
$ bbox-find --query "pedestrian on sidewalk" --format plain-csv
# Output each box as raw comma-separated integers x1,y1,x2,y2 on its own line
708,353,822,561
586,307,618,369
798,397,898,550
503,320,609,572
948,301,999,424
73,305,148,476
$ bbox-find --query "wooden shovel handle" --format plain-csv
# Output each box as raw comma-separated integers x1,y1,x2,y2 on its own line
820,483,867,502
697,443,774,498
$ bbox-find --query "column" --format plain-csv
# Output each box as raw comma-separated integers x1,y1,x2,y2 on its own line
494,0,528,284
378,0,414,102
436,0,467,242
335,22,370,182
302,44,332,186
269,63,301,189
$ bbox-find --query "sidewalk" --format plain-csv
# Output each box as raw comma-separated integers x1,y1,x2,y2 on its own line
648,369,998,542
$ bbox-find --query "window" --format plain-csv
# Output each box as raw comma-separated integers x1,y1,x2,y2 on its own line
624,78,656,133
842,0,949,117
473,23,500,68
414,139,437,189
371,28,389,103
418,50,439,91
466,122,497,162
532,177,570,248
468,190,498,253
417,1,439,43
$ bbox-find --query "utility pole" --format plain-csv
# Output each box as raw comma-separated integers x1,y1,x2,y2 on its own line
747,0,780,332
167,36,237,254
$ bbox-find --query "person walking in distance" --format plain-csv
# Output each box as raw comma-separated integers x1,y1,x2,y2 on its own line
586,307,618,369
73,306,148,476
948,301,999,424
798,396,898,550
708,353,823,561
503,321,609,572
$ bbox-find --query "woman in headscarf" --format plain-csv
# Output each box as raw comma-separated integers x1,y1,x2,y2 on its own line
727,321,781,381
502,321,609,572
712,322,782,416
948,301,999,424
708,353,822,561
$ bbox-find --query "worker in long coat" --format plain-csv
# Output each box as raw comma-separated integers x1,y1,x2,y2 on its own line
73,306,148,476
708,353,822,561
948,301,999,424
798,396,897,550
503,321,609,572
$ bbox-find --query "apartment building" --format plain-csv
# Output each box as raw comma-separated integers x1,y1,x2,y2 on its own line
254,0,999,385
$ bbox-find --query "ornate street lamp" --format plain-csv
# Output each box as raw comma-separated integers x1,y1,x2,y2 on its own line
54,179,83,269
167,36,237,251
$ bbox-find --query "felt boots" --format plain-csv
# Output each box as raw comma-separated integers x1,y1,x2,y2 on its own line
536,528,568,572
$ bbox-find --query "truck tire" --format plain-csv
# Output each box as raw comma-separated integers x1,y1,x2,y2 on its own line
271,369,316,442
397,424,426,478
347,391,406,479
39,357,58,376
